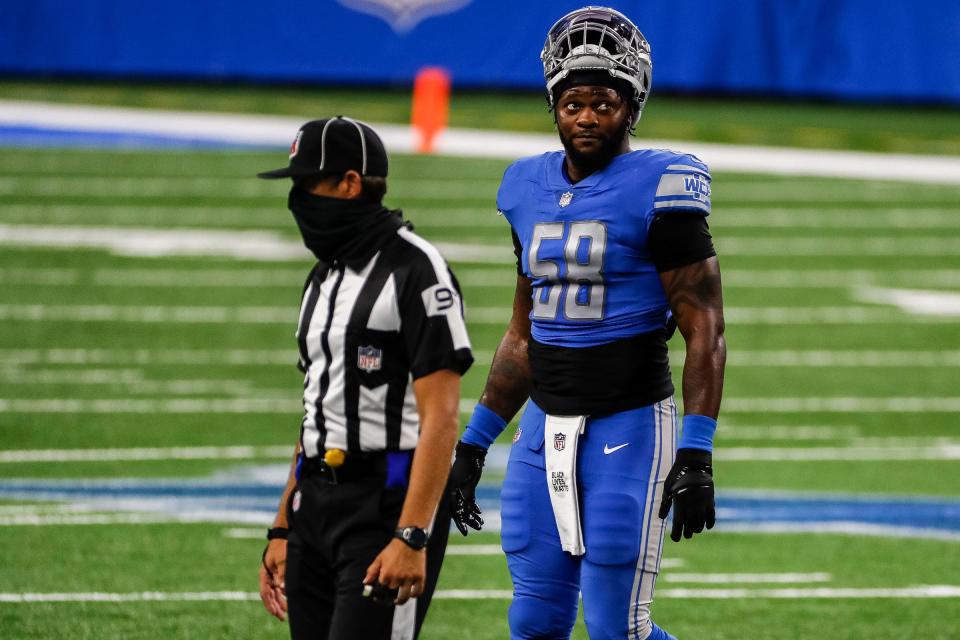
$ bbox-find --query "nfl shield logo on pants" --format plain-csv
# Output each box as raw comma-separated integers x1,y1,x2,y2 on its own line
357,346,383,372
554,432,566,451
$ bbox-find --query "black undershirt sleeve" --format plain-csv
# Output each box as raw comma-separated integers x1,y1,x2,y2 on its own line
511,228,524,276
648,213,717,273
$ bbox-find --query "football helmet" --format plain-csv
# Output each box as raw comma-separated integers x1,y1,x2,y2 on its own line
541,6,652,126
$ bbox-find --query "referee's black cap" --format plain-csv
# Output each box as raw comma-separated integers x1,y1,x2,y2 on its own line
257,116,388,179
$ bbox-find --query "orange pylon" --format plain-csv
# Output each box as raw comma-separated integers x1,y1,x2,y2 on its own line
411,67,451,154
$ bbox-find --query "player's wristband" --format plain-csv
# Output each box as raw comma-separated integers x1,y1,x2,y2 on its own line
266,527,289,541
679,415,717,452
461,404,508,449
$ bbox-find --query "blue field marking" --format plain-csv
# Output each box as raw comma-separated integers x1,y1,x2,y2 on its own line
0,473,957,538
0,125,274,150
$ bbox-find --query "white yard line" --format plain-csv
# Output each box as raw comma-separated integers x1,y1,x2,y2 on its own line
0,398,299,414
723,270,960,289
1,396,958,415
0,511,272,527
1,303,957,325
4,100,960,184
3,349,957,369
7,438,954,465
0,371,263,395
0,348,295,366
718,446,960,461
723,397,960,413
5,223,960,262
855,287,960,316
723,308,959,323
0,266,307,288
0,445,291,463
719,351,960,367
720,425,861,440
5,204,960,230
9,266,960,291
716,522,960,542
661,573,831,584
716,209,960,229
0,591,262,603
0,224,515,264
0,585,956,603
0,368,145,384
655,586,960,599
717,237,960,256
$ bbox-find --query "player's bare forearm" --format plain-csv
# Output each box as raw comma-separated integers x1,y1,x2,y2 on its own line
272,441,301,529
477,275,533,422
401,369,462,527
660,256,726,418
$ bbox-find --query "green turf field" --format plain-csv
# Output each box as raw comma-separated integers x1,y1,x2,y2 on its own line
1,139,959,639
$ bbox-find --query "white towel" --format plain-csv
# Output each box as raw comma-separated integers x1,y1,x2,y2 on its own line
544,414,587,556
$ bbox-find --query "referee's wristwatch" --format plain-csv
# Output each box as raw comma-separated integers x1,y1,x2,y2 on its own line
394,526,429,550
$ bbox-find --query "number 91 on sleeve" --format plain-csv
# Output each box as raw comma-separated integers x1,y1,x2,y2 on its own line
421,283,458,317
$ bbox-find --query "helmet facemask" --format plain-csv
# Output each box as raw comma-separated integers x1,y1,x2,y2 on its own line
541,6,652,128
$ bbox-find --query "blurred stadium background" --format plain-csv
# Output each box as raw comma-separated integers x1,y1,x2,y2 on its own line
1,1,959,638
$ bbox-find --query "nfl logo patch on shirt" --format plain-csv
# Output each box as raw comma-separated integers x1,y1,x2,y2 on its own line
554,432,566,451
357,345,383,372
558,191,573,208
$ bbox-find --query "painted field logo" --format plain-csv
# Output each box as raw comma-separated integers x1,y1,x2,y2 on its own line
357,346,383,372
554,432,566,451
551,471,568,493
337,0,474,34
683,175,711,201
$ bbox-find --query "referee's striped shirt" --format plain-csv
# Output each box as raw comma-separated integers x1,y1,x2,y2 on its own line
295,226,473,458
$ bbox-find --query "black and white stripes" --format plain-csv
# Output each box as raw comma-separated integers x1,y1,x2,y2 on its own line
295,227,473,456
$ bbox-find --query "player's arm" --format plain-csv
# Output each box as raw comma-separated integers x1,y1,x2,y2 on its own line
258,440,300,620
478,274,534,420
364,369,460,605
661,255,726,419
657,254,726,541
449,274,533,535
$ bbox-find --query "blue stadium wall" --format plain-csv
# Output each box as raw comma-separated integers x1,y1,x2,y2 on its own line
3,0,959,103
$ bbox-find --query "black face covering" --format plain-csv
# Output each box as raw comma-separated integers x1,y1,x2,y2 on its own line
288,188,403,267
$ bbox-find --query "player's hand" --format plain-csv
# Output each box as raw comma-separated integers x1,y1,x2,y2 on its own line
658,448,715,542
448,441,487,535
363,538,426,605
259,539,288,620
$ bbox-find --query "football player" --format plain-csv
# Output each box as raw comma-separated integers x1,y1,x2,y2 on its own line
448,7,726,639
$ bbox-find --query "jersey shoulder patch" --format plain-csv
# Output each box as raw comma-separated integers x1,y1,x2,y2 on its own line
651,151,712,216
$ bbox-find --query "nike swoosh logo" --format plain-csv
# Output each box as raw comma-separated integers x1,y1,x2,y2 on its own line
603,443,629,455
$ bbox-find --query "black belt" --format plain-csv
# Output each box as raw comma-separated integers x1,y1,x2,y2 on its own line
300,450,408,484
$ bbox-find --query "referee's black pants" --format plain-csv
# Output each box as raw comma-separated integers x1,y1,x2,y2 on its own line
285,462,450,640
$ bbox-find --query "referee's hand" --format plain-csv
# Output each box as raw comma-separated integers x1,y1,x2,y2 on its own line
363,539,426,605
259,539,288,621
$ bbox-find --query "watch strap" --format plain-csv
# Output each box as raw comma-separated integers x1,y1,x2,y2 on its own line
394,526,429,550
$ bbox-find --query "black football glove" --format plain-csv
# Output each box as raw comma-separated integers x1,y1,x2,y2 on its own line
658,448,716,542
448,441,486,536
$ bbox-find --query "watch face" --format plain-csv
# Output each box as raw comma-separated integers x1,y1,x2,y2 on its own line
399,527,428,548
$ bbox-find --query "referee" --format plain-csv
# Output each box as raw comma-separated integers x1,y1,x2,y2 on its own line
257,117,473,640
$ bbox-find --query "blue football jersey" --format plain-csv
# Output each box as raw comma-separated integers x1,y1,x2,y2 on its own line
497,149,711,347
